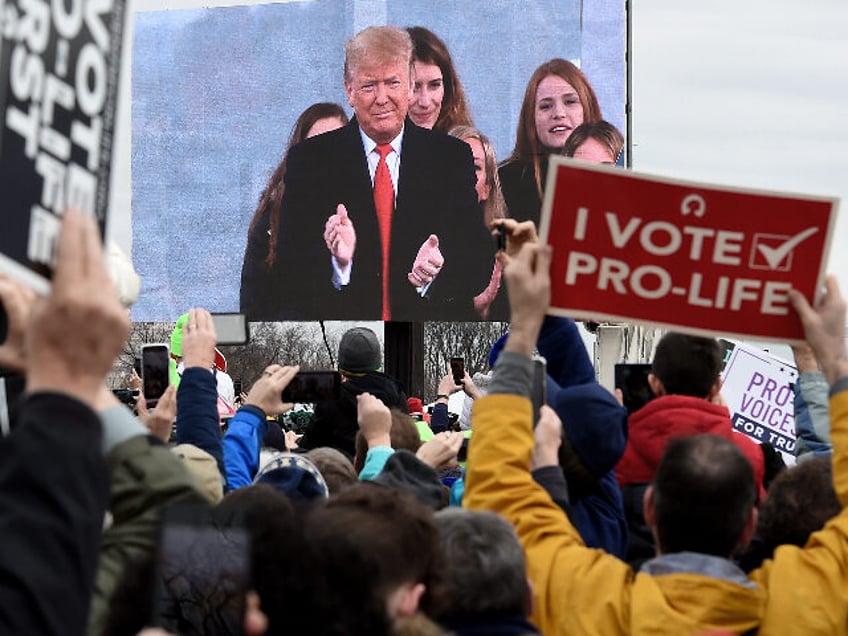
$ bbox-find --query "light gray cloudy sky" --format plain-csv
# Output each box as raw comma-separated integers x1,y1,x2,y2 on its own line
631,0,848,292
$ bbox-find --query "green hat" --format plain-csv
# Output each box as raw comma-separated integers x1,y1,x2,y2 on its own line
171,313,190,357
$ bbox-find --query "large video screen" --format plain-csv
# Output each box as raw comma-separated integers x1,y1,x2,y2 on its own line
131,0,627,321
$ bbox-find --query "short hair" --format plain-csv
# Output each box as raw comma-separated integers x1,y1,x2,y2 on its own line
354,408,422,472
433,509,529,619
448,125,508,226
757,457,840,551
305,446,357,495
407,26,473,132
344,26,413,84
247,102,349,267
506,58,602,198
654,435,756,557
304,484,445,633
651,332,722,398
562,120,624,163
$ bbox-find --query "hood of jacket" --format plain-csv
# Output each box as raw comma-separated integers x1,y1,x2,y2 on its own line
616,395,765,495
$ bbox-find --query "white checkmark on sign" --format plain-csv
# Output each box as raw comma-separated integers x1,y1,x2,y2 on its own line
756,227,819,270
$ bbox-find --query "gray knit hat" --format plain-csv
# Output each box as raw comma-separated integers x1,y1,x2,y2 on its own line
338,327,382,376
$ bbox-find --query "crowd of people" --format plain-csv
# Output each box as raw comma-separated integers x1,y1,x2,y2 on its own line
2,206,847,635
239,25,623,322
1,22,846,636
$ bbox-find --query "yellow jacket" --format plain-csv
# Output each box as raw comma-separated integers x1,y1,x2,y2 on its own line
464,390,848,635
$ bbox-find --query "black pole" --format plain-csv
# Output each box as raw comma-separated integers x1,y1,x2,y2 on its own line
384,321,424,397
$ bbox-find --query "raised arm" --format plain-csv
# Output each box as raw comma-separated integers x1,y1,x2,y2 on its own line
751,277,848,633
0,210,128,636
463,237,631,634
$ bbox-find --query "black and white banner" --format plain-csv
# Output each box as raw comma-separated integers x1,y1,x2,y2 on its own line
0,0,126,291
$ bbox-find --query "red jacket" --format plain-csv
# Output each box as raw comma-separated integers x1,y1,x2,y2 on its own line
616,394,765,497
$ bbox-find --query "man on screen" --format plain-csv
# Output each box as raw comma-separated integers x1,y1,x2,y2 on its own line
240,25,492,321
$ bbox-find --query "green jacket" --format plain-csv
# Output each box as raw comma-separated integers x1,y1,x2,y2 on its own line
87,418,207,636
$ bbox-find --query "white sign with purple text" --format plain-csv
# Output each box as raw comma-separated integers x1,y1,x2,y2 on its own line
720,340,798,463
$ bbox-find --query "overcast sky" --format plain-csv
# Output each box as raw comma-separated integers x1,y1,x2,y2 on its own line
631,0,848,293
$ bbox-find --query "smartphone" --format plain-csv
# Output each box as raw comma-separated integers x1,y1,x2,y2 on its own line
614,363,655,414
133,356,142,377
142,344,170,408
233,380,243,397
450,357,465,385
151,503,250,635
494,222,507,252
282,370,341,403
531,356,547,426
211,313,249,346
457,436,470,463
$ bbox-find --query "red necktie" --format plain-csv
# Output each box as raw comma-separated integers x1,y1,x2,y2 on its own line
374,144,394,321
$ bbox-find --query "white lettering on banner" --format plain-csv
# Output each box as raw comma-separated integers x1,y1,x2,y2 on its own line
4,0,114,264
565,204,816,315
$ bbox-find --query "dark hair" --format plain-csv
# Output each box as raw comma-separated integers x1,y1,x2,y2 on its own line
246,102,349,268
407,26,473,132
651,332,722,398
505,58,602,198
654,435,756,557
433,508,529,620
562,120,624,163
304,484,445,635
215,485,313,634
757,457,840,552
354,408,422,473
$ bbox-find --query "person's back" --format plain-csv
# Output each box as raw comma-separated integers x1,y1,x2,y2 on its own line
463,229,848,635
616,332,765,567
298,327,406,457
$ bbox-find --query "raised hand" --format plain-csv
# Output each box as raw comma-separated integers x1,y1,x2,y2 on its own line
789,275,848,385
26,209,130,407
324,204,357,268
408,234,443,288
357,392,392,448
245,364,299,417
181,308,217,369
417,431,464,469
0,275,37,372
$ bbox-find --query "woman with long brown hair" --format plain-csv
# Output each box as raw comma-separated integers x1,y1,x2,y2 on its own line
499,59,601,226
240,103,348,315
406,27,473,132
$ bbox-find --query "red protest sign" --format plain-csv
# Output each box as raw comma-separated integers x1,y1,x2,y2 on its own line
539,158,839,342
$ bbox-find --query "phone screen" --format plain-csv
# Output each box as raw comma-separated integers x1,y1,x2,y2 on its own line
450,357,464,384
615,363,655,414
152,504,250,635
282,371,341,403
142,344,170,405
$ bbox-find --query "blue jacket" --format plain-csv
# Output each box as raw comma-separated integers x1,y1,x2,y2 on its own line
536,317,629,558
794,371,832,457
176,367,226,482
222,405,268,490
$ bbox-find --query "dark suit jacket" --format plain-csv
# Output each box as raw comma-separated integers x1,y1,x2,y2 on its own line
240,118,493,321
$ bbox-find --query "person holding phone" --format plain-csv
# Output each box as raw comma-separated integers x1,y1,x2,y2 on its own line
298,327,407,458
